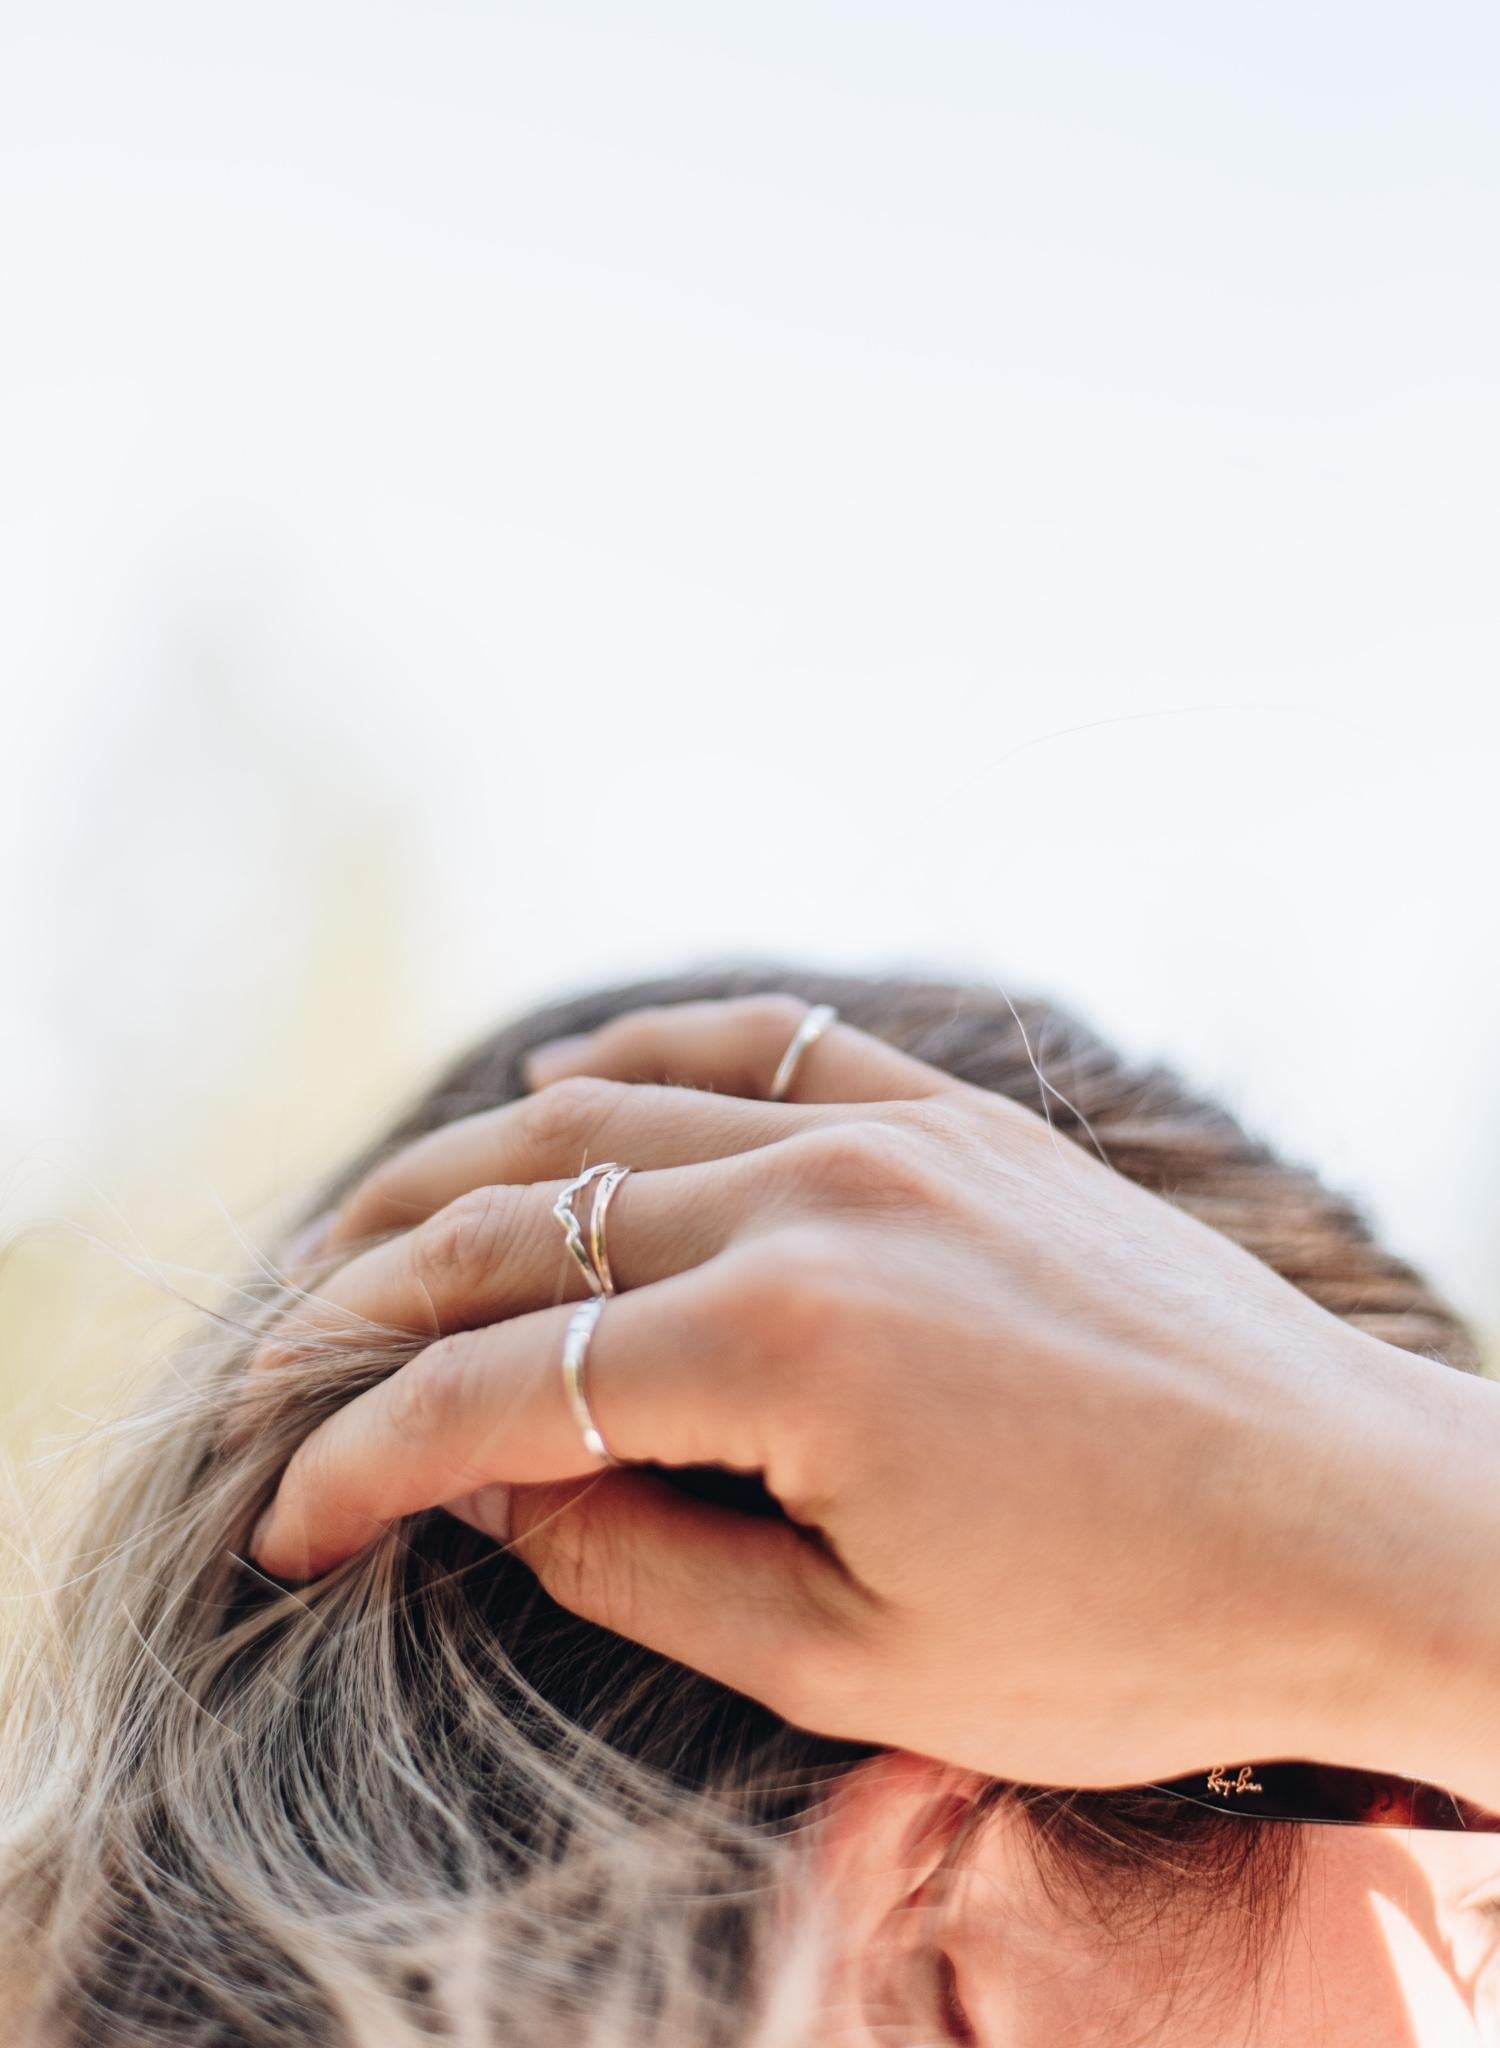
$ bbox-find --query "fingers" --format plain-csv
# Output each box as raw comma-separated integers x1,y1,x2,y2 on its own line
500,1470,857,1722
326,1078,814,1251
249,1259,776,1580
314,996,955,1261
524,993,956,1106
251,1156,746,1375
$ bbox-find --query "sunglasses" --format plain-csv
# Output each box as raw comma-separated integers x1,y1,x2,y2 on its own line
1149,1761,1500,1832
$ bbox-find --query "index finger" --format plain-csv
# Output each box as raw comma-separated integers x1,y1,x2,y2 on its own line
248,1257,778,1581
523,994,959,1104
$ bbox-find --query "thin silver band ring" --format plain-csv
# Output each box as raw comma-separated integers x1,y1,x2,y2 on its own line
588,1163,632,1296
767,1003,839,1102
560,1295,617,1465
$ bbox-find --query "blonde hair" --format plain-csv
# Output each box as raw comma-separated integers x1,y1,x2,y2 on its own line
0,965,1476,2044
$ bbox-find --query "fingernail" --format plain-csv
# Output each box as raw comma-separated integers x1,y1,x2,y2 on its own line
523,1033,594,1089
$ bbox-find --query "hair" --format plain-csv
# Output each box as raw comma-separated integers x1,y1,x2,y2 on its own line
0,963,1478,2046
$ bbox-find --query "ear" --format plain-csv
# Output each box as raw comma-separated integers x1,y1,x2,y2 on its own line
808,1752,990,2040
814,1752,986,1911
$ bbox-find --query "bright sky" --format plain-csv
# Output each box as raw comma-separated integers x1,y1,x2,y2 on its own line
1,2,1496,1338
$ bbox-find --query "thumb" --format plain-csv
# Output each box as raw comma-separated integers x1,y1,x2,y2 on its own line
499,1468,844,1723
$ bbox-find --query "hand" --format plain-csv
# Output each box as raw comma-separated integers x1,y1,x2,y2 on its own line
247,996,1500,1796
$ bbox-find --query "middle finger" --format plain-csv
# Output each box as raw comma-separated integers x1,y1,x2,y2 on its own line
252,1152,758,1374
323,1078,830,1252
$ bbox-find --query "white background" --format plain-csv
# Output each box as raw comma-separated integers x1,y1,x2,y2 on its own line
1,2,1496,1348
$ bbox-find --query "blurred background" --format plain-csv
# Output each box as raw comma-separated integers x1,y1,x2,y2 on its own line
2,1,1496,1453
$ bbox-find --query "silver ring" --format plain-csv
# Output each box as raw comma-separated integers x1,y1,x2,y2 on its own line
560,1295,617,1465
767,1003,838,1102
588,1163,632,1296
552,1162,619,1296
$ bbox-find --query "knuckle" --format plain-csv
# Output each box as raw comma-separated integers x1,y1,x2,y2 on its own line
416,1185,519,1284
517,1074,625,1168
892,1093,991,1171
721,1228,866,1370
384,1335,481,1445
785,1118,935,1210
890,1091,968,1142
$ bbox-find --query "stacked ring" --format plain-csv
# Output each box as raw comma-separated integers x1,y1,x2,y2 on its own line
551,1162,619,1297
554,1004,838,1466
587,1164,632,1297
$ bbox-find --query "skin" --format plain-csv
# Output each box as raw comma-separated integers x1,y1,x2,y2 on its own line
245,995,1500,2036
810,1755,1500,2044
249,994,1500,1812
